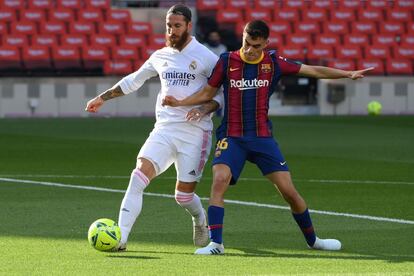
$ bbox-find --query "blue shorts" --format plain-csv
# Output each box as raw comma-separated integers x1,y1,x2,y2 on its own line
212,136,289,185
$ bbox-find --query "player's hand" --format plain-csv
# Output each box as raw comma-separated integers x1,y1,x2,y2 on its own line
85,96,104,113
186,108,205,122
162,95,180,107
350,67,375,80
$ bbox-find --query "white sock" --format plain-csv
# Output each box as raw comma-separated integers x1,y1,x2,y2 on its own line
118,168,149,244
175,190,205,226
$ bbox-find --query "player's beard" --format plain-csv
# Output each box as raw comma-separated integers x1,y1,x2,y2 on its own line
166,30,189,50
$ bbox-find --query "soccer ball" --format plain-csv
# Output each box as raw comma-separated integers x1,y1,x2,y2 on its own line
367,100,382,115
88,218,121,251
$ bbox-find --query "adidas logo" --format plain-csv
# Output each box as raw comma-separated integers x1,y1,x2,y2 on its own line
163,61,168,67
121,208,130,212
188,170,196,176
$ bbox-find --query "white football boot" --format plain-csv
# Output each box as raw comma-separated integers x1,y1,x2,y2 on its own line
112,242,127,252
310,237,341,251
194,242,224,255
193,209,209,247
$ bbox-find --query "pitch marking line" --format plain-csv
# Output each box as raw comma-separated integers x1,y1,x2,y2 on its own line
0,174,413,185
1,177,413,225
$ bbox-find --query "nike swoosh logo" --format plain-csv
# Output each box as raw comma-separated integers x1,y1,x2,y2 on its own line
280,161,287,166
229,67,239,71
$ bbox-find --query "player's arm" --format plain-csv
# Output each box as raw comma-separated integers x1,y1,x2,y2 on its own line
297,64,374,80
85,85,125,113
162,84,219,107
186,99,220,121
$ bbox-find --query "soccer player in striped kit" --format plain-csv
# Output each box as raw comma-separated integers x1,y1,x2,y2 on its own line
163,20,373,254
86,4,223,251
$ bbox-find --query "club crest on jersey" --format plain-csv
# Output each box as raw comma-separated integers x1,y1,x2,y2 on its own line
261,63,271,73
189,61,197,70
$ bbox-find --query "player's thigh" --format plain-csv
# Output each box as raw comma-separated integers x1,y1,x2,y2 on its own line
212,137,247,185
137,129,175,176
175,129,212,183
266,171,297,195
249,138,289,176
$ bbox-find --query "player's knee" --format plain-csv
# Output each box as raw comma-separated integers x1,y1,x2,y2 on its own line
282,191,303,206
175,190,194,205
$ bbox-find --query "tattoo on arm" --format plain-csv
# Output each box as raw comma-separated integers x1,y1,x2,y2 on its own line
200,100,219,115
99,85,125,101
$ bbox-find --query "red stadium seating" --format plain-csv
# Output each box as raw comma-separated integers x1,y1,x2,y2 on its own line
336,45,362,59
120,34,146,47
254,0,278,9
331,8,357,22
149,34,165,48
98,21,125,36
111,45,139,61
104,60,133,75
39,21,67,36
1,0,25,10
274,8,299,22
226,0,251,9
20,10,46,22
407,23,414,34
27,0,54,10
310,0,334,9
351,21,377,35
282,0,307,9
78,9,104,23
279,46,305,60
307,45,334,64
244,8,272,22
0,22,7,34
294,21,321,35
106,9,131,23
127,21,152,36
343,34,369,46
366,0,389,9
196,0,221,11
52,45,82,69
386,59,413,75
302,8,328,22
22,45,53,69
393,46,414,59
285,34,312,46
315,34,341,46
10,21,37,35
85,0,110,10
89,34,116,47
141,44,159,60
400,35,414,47
358,9,384,21
327,59,356,70
386,10,412,22
268,21,291,35
49,9,76,22
337,0,363,9
395,0,414,9
0,45,21,69
82,45,109,69
358,59,385,75
2,34,27,46
0,8,17,23
380,22,405,35
69,22,95,35
372,35,397,46
31,34,57,46
56,0,82,10
61,34,87,47
216,9,243,24
364,45,391,60
267,33,283,49
323,22,349,35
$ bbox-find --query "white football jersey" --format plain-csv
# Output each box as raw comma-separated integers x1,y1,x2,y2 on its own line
116,37,223,131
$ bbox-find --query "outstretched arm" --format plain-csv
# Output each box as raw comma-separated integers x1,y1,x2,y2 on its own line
162,84,219,107
298,65,374,80
85,85,125,113
186,100,220,121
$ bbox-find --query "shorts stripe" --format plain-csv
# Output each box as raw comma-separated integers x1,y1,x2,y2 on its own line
197,130,209,173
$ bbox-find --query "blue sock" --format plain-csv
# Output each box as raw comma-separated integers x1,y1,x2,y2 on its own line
292,208,316,246
208,205,224,244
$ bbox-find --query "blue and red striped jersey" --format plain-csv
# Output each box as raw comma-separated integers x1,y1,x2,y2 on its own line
208,50,301,137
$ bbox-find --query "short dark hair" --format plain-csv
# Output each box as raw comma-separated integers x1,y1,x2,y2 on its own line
167,4,192,23
244,20,270,40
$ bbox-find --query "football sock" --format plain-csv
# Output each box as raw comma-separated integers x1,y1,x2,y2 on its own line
292,208,316,246
175,190,205,226
208,205,224,244
118,168,149,244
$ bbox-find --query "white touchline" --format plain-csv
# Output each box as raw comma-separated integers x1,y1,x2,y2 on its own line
1,174,414,185
1,177,413,225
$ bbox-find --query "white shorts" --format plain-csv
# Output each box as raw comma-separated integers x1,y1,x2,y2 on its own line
137,123,212,183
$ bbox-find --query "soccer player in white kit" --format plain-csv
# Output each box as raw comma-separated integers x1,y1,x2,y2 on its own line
85,4,223,251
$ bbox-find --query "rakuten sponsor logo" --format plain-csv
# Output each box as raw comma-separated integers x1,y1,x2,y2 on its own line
230,78,269,90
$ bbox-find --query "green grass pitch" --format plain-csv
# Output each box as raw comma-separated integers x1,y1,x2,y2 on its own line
0,116,413,275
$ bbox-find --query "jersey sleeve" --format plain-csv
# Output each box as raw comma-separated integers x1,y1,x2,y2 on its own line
276,55,302,75
207,55,226,88
115,57,158,94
